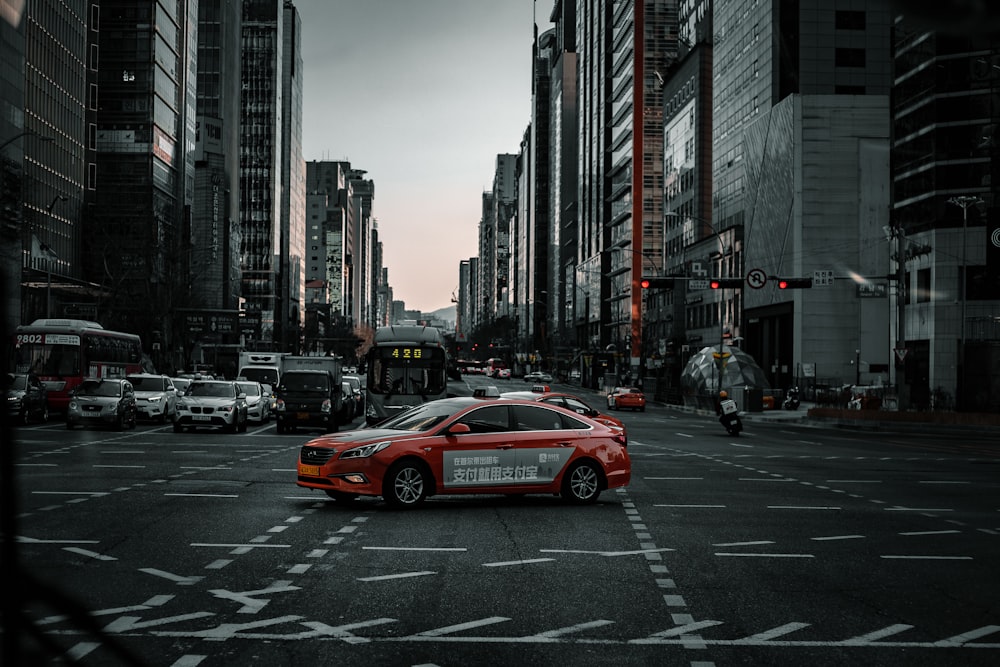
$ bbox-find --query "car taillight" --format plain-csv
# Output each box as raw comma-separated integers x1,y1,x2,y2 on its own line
612,433,627,447
321,398,332,413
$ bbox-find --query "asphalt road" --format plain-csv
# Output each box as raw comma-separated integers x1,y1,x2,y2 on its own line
4,376,999,666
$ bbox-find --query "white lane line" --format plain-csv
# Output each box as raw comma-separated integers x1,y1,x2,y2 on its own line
16,463,58,466
811,535,865,541
104,612,216,633
93,465,146,469
715,553,814,558
38,596,174,625
164,493,238,498
674,433,695,438
655,504,725,508
170,656,207,667
919,480,970,484
738,478,795,482
649,620,724,638
826,480,881,483
268,525,289,533
358,571,438,582
64,642,101,660
713,541,774,547
63,547,116,561
362,546,467,552
415,617,511,637
482,558,555,567
273,468,297,472
937,625,1000,645
190,543,290,549
744,623,811,641
768,506,841,511
205,560,232,569
645,477,704,480
33,491,110,496
526,620,615,638
306,549,328,558
842,624,914,645
880,555,973,560
297,618,397,643
140,568,203,585
899,530,961,536
729,443,753,448
17,536,99,544
539,548,674,557
884,507,954,512
287,564,311,575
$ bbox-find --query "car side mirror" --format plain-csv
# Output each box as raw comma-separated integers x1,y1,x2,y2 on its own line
447,423,472,435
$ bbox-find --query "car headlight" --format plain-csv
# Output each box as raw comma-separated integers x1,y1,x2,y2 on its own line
340,441,391,459
148,395,163,404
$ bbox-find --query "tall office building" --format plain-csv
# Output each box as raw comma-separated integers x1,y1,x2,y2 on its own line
88,0,198,344
193,0,242,317
891,12,1000,410
240,0,303,352
575,0,674,378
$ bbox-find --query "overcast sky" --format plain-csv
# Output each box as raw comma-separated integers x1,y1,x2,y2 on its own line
296,0,553,313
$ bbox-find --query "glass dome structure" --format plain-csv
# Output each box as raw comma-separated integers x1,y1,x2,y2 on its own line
680,345,770,408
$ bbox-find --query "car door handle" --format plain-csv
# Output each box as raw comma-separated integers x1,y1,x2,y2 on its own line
556,441,573,447
496,444,513,450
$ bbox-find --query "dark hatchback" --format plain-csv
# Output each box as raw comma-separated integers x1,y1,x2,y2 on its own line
65,378,137,430
6,372,49,425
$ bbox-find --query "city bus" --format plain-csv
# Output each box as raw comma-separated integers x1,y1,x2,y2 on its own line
365,325,449,425
12,319,144,412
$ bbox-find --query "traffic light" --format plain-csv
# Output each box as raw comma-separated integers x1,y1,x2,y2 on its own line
776,277,813,289
709,278,743,289
639,276,676,289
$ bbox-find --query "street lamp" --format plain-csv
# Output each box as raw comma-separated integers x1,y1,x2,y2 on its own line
946,195,983,349
41,195,68,317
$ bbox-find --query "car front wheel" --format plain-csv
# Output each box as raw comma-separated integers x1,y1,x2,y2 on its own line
562,460,602,504
383,460,429,509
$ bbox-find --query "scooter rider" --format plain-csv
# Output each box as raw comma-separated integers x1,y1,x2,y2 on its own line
717,390,743,436
782,386,800,410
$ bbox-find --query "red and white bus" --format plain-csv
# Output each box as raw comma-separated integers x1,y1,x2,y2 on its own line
12,319,144,412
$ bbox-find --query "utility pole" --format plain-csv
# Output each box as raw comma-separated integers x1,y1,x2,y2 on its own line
895,225,908,410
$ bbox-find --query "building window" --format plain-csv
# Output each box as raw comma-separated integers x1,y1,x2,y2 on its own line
916,268,931,303
835,48,866,68
835,10,866,30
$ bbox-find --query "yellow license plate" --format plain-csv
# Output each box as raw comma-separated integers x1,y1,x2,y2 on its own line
299,464,320,476
296,412,309,419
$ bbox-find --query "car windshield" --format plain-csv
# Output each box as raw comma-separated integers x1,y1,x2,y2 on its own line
6,374,27,390
237,383,261,396
128,376,164,391
189,382,235,398
76,381,121,397
377,401,457,432
282,373,328,392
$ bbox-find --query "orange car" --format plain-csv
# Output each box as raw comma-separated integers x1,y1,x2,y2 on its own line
607,386,646,411
296,396,630,508
500,389,627,439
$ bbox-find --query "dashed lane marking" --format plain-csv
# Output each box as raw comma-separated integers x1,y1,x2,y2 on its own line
358,571,438,581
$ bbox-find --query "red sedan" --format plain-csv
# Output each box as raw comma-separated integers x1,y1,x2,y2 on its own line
608,386,646,411
296,396,630,508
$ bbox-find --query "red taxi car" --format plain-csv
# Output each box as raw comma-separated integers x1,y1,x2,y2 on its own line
607,386,646,412
296,396,630,508
500,388,627,439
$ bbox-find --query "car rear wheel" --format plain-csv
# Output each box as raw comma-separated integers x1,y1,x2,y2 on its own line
40,404,49,422
562,460,602,504
19,408,30,425
383,460,429,509
324,489,359,503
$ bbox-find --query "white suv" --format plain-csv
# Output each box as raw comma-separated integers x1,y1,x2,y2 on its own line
127,374,178,423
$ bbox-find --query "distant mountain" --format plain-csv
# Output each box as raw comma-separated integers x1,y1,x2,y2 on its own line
426,305,456,325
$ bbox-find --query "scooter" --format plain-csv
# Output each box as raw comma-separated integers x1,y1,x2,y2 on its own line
718,397,743,436
782,386,800,410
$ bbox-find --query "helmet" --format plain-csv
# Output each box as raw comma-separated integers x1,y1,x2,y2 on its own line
719,390,728,398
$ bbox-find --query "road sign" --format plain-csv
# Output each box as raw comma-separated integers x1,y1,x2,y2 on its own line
747,268,767,289
814,269,834,286
689,279,709,290
894,347,908,363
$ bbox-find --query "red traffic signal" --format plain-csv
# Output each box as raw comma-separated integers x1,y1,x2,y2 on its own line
709,278,743,289
777,277,813,289
639,277,675,289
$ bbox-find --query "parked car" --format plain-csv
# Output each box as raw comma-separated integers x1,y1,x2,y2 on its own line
171,377,192,395
500,389,627,440
174,380,248,433
66,378,137,430
261,382,278,412
237,380,270,424
5,372,49,424
524,371,553,383
127,373,178,423
607,386,646,411
296,396,631,508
